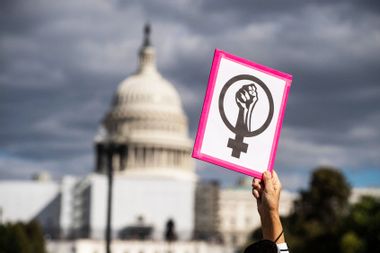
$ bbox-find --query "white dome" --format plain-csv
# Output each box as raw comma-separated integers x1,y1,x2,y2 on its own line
103,45,189,144
114,47,183,114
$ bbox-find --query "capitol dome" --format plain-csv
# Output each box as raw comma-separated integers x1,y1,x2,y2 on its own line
94,25,195,180
114,47,182,114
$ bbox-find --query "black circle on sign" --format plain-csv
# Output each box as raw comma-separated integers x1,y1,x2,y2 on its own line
218,74,274,137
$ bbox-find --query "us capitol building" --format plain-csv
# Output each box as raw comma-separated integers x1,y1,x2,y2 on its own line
0,25,233,253
2,25,376,253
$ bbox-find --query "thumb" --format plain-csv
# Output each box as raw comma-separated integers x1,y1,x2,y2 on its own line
263,171,274,193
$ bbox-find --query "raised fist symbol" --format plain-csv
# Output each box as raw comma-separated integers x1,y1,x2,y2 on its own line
235,83,258,132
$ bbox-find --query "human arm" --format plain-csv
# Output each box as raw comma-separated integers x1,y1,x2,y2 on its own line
252,170,289,251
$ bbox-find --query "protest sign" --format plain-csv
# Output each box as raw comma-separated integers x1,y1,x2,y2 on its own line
192,49,292,179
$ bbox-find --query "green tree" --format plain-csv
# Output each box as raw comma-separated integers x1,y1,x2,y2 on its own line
340,231,365,253
7,223,32,253
284,167,351,253
0,224,9,253
26,220,46,253
294,167,351,229
344,196,380,253
0,221,46,253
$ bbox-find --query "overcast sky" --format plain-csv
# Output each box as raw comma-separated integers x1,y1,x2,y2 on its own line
1,0,380,190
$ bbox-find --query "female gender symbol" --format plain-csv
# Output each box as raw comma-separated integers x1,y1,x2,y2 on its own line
218,74,274,158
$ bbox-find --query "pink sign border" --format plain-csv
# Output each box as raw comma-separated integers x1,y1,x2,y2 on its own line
192,49,293,179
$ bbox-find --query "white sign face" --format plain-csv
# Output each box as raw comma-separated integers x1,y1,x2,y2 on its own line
192,49,292,179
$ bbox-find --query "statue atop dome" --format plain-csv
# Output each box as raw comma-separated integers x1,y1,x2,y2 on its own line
138,23,156,74
143,23,151,47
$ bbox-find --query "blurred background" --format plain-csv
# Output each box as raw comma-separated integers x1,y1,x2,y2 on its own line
0,0,379,253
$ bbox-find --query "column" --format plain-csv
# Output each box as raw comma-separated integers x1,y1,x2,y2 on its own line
147,147,152,168
120,146,126,171
167,149,172,167
174,150,178,167
158,148,163,167
152,147,157,168
163,148,166,167
183,150,189,169
142,147,146,168
114,148,121,172
183,150,188,169
170,149,175,167
180,150,184,168
128,145,135,168
136,147,142,167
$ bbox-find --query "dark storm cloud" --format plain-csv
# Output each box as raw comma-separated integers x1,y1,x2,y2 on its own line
1,0,379,189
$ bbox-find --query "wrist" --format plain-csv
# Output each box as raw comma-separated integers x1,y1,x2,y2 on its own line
258,207,279,218
260,210,280,227
260,211,284,243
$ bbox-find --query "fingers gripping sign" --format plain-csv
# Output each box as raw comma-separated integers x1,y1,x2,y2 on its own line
252,171,281,214
252,177,262,200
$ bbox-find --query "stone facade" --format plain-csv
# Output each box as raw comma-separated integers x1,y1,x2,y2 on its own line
193,181,221,241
